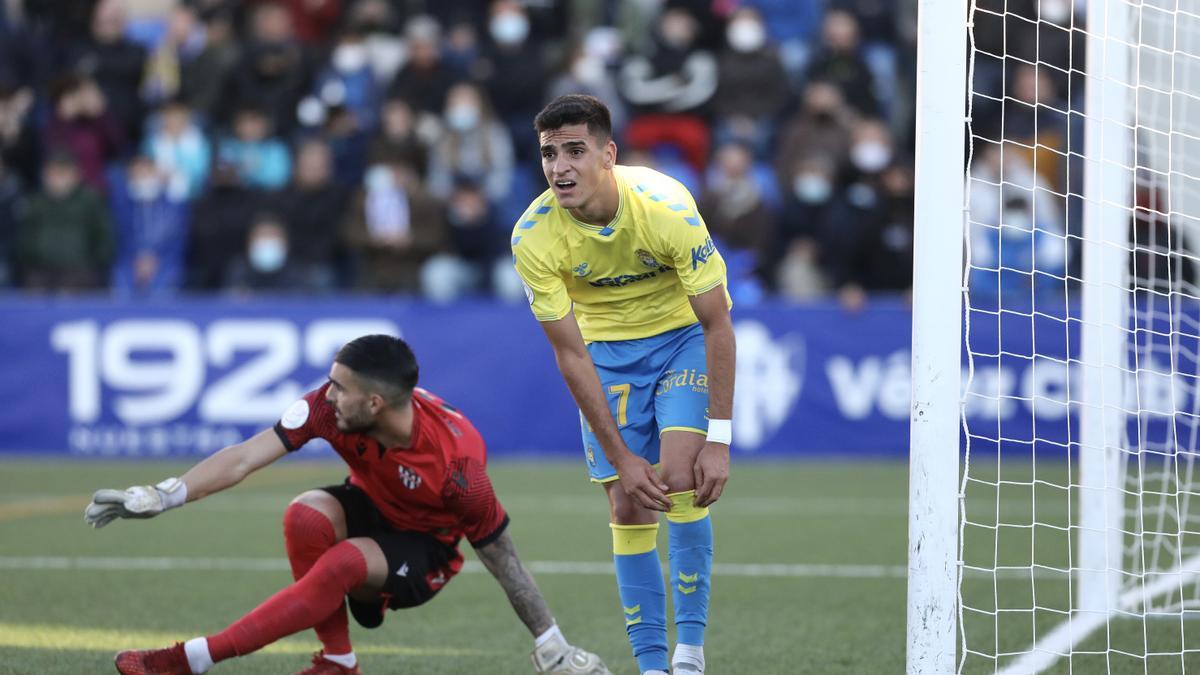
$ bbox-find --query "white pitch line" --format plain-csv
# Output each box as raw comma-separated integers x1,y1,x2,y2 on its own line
0,555,910,579
0,554,1089,581
0,556,1084,581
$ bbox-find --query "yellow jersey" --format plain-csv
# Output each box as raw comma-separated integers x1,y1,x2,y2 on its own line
511,165,729,342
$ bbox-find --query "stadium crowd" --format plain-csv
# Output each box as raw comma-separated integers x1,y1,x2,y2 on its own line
0,0,939,306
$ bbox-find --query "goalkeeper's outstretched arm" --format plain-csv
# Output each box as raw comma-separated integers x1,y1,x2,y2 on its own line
84,428,288,528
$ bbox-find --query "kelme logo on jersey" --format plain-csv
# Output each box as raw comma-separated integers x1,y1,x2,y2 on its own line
573,262,591,277
691,237,716,270
635,249,660,268
398,465,422,489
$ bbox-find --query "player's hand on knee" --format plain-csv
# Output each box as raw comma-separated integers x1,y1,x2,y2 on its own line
84,478,187,528
531,633,612,674
614,455,671,512
693,441,730,507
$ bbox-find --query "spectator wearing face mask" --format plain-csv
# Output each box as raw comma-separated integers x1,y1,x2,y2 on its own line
774,80,856,198
619,7,718,171
426,82,514,205
776,154,839,291
340,155,448,293
17,152,114,291
809,128,901,310
305,28,380,133
224,213,309,293
839,163,915,303
109,154,189,295
215,104,291,190
141,99,209,201
712,8,790,156
845,118,894,182
343,0,406,86
738,0,826,83
475,0,547,161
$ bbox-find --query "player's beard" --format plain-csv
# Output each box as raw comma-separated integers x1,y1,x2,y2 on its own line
334,403,375,434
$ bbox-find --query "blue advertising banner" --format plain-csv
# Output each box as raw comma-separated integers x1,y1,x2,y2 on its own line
0,295,1110,459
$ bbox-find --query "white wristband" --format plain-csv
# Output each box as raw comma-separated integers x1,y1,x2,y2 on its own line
154,477,188,510
706,419,732,445
534,622,563,648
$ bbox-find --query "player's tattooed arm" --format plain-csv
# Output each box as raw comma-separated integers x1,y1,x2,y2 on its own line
474,530,555,636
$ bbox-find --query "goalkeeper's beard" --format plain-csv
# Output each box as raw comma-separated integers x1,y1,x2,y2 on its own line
333,405,375,434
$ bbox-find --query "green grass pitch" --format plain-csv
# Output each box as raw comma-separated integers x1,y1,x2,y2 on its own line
0,459,910,675
5,458,1199,674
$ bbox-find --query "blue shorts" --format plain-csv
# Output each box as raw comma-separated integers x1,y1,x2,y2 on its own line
581,322,709,483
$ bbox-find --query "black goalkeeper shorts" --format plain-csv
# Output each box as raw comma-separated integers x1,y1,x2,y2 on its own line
319,479,459,627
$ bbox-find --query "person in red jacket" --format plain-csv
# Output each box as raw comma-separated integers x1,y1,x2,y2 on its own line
86,334,610,675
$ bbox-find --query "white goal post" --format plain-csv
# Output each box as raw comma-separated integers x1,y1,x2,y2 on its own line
908,0,1200,671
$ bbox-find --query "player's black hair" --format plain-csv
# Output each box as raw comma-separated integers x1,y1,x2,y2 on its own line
534,94,612,142
334,335,419,405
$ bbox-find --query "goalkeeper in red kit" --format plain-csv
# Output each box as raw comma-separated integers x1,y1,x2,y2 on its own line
85,334,610,675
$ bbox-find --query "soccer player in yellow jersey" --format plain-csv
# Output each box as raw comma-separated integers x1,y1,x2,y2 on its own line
512,95,734,675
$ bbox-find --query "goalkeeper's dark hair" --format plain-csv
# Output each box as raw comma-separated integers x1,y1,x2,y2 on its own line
534,94,612,142
335,334,419,405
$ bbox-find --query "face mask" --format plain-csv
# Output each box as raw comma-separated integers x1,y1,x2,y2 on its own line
727,19,766,53
794,175,832,204
446,104,480,132
129,176,161,201
490,13,529,46
332,44,369,73
249,237,286,273
365,164,394,192
851,141,892,173
572,56,606,85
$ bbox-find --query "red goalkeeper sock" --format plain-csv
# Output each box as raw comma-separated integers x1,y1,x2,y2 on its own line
284,502,353,655
206,540,368,662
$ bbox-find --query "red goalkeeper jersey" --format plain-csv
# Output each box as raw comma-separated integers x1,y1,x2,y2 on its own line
273,384,509,553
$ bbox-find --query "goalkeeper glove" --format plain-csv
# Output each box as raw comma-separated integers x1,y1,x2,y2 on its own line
84,478,187,529
531,630,612,675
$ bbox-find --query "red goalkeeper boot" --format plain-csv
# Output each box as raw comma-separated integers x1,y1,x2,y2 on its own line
114,642,192,675
293,651,362,675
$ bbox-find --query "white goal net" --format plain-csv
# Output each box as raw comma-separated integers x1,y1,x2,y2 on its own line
952,0,1200,671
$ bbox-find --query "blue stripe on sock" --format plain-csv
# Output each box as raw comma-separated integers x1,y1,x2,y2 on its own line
614,549,668,672
669,515,713,646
